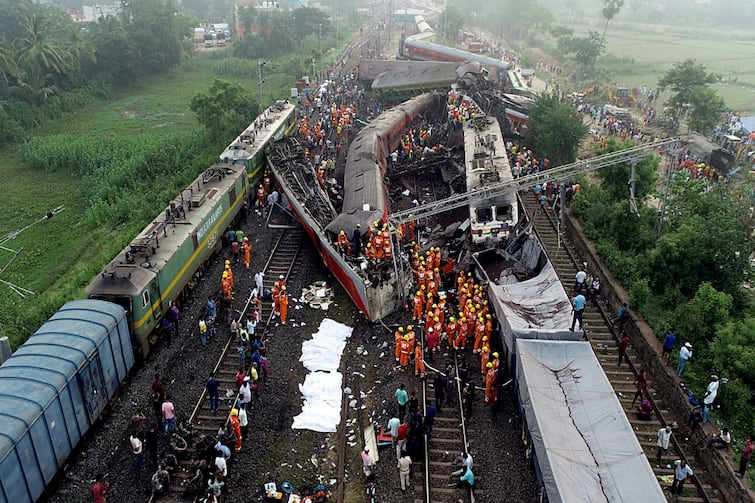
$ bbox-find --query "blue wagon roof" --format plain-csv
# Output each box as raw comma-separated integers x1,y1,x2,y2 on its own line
0,300,125,455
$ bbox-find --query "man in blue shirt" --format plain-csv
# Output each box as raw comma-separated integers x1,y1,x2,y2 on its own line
458,466,475,494
206,372,220,414
662,329,676,365
570,290,586,331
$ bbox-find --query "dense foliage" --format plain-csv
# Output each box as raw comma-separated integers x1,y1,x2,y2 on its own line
527,92,589,165
658,59,726,134
571,139,755,432
190,79,258,139
0,0,192,144
235,7,331,61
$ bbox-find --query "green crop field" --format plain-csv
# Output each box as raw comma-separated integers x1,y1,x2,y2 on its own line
0,57,297,348
567,22,755,113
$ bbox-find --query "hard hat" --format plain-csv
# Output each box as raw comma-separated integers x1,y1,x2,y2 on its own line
243,237,249,241
373,221,378,226
432,304,437,308
482,346,489,353
461,317,467,323
416,291,421,296
407,325,413,330
493,352,499,358
225,260,230,266
434,317,439,322
486,314,491,319
434,268,439,272
231,408,238,416
427,292,432,298
486,362,493,368
274,281,279,286
449,317,456,322
412,241,416,245
408,213,413,218
366,242,371,247
340,230,345,235
222,271,229,279
398,327,404,332
357,223,361,228
482,336,488,341
428,327,434,333
421,285,426,290
403,335,409,341
282,285,286,291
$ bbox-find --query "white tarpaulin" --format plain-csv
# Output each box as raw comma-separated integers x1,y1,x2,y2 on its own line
516,339,665,503
292,318,352,432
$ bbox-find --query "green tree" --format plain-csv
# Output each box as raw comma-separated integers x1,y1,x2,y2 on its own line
190,79,258,139
709,317,755,431
686,86,726,134
673,282,732,346
601,0,624,38
658,59,725,131
557,30,606,77
527,92,588,165
14,9,68,87
438,5,464,42
595,138,659,203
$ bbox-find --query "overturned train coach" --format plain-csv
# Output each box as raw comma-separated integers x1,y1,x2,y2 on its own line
267,93,444,321
86,102,296,358
0,300,134,503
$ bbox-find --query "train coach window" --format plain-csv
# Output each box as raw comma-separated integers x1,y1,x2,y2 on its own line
142,290,151,309
476,207,493,222
496,204,512,221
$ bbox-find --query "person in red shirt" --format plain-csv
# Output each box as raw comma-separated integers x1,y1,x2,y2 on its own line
739,435,754,477
618,334,630,366
91,473,109,503
631,369,647,406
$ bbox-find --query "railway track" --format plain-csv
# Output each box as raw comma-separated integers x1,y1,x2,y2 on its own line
148,228,304,498
416,330,476,503
521,195,719,503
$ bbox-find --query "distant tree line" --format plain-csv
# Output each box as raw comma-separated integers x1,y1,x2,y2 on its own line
0,0,193,145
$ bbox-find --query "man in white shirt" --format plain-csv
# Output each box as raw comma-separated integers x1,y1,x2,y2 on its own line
574,268,587,293
656,425,672,467
702,375,719,423
214,455,227,477
676,343,692,376
397,452,412,491
130,433,143,470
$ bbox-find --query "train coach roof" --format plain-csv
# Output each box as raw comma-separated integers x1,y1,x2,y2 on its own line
0,300,124,451
516,340,665,502
372,64,460,91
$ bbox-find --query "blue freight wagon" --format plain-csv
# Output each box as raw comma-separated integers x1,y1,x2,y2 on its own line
0,299,134,503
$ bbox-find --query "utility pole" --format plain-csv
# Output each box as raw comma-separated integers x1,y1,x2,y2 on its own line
257,60,265,111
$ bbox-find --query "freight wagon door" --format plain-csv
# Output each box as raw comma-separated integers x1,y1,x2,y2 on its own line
77,354,107,423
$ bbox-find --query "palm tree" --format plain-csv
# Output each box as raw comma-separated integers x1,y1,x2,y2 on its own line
15,10,68,82
0,40,18,80
65,24,96,83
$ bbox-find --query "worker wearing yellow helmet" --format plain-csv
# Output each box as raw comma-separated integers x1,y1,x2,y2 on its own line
480,345,491,375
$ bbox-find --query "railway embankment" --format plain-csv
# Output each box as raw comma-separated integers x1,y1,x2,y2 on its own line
563,208,754,503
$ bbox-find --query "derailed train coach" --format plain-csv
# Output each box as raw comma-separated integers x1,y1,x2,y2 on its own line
0,300,134,503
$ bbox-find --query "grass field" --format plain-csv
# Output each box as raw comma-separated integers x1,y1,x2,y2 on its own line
0,56,297,348
564,22,755,113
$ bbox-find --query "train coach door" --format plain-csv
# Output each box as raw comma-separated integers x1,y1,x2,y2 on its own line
77,353,107,423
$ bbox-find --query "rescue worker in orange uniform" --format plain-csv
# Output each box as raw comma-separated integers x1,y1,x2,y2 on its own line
436,295,447,325
415,343,426,378
337,230,350,256
417,266,427,291
492,352,500,371
224,260,234,287
221,271,232,300
474,317,486,354
485,362,498,402
382,231,393,261
399,335,411,367
480,346,490,376
455,317,468,350
230,408,242,452
394,327,404,363
373,231,384,260
278,286,289,325
446,317,457,350
425,304,436,328
272,281,280,315
365,242,375,260
407,214,415,240
241,237,251,270
406,325,416,356
412,291,425,322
